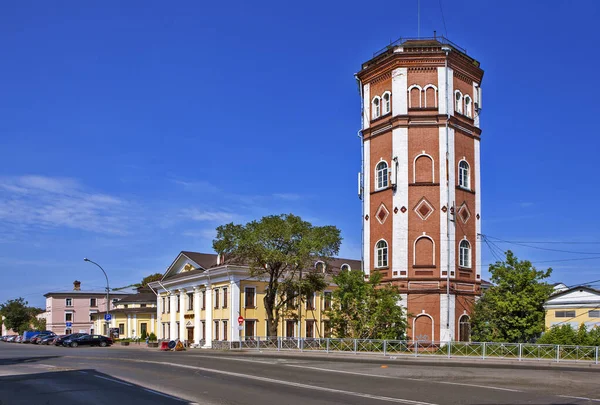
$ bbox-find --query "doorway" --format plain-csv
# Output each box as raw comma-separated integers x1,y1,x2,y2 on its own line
459,315,471,342
187,327,194,343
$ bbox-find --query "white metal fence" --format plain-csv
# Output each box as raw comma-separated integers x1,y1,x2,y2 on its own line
219,337,600,365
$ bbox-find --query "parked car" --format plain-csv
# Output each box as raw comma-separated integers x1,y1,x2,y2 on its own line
7,336,17,342
54,333,88,346
15,336,23,343
33,333,56,344
65,334,113,348
39,334,57,345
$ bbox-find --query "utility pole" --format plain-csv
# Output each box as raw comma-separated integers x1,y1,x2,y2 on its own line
84,258,110,335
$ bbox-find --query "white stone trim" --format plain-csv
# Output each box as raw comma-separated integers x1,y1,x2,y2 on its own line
375,159,389,190
382,91,392,115
413,152,435,183
423,84,438,108
392,127,408,278
407,84,423,108
363,139,371,276
413,234,436,266
374,239,389,268
474,138,482,280
412,312,435,342
203,285,213,347
371,95,382,119
437,66,454,116
363,84,370,129
439,127,448,279
392,68,408,115
229,280,240,342
454,90,463,115
439,293,456,341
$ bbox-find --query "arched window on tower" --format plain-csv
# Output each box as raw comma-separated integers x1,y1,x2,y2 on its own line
414,236,435,267
464,95,472,118
455,90,463,114
458,160,470,189
458,315,471,342
424,84,438,108
375,161,388,190
372,96,381,119
408,85,422,108
414,154,434,183
459,240,471,268
375,240,388,268
382,92,391,115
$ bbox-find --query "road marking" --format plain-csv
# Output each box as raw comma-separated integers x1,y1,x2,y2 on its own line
143,388,187,402
78,371,88,374
558,395,600,402
285,364,522,393
94,375,132,386
81,357,437,405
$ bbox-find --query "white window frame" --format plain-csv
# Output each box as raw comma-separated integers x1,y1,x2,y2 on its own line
64,311,74,323
382,91,391,115
408,84,423,108
464,95,472,118
413,153,435,183
375,160,389,190
65,298,73,307
459,239,471,268
413,235,436,266
375,239,388,268
315,260,325,273
371,96,381,119
455,90,463,114
305,292,316,310
458,160,470,189
340,263,350,272
89,298,97,307
423,84,438,108
243,286,256,308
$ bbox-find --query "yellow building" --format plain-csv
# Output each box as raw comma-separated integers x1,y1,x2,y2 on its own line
543,286,600,330
149,251,359,347
92,288,158,339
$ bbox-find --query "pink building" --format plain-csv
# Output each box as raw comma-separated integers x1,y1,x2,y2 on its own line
44,280,129,335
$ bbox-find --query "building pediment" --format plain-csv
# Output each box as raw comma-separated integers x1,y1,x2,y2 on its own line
545,286,600,307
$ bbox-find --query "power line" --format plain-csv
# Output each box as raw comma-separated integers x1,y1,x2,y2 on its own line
438,0,448,37
484,235,600,255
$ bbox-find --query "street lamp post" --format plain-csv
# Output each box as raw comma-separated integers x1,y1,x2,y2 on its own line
84,258,110,335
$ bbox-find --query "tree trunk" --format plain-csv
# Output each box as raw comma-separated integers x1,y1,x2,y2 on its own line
264,293,279,337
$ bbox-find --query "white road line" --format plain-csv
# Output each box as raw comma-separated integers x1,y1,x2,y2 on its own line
78,371,88,375
143,388,186,402
94,375,132,386
101,358,437,405
285,364,522,393
558,395,600,402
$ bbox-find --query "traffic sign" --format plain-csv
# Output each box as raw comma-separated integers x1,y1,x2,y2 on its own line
237,316,244,325
104,314,112,321
66,322,72,328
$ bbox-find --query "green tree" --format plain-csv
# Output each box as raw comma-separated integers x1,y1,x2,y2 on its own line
537,324,577,345
213,214,341,337
140,273,163,287
326,269,407,340
0,298,34,334
471,250,553,343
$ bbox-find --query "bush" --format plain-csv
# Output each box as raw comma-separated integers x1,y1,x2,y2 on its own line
141,331,148,340
537,323,600,346
148,333,157,342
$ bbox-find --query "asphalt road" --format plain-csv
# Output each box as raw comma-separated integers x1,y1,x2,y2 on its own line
0,343,598,405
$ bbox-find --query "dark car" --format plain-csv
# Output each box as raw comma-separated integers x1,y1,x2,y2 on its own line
31,333,54,344
65,334,112,348
37,333,57,345
54,333,88,346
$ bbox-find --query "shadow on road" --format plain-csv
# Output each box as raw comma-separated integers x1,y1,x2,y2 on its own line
0,368,192,404
0,356,62,366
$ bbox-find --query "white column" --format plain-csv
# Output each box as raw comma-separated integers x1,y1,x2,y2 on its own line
169,292,177,340
475,138,482,281
156,295,162,339
133,314,137,338
127,314,132,338
230,280,240,342
150,314,155,334
203,286,213,348
363,139,371,275
363,83,371,130
392,127,408,279
179,289,187,341
437,66,454,116
440,293,456,342
448,127,456,280
193,286,201,345
392,68,408,116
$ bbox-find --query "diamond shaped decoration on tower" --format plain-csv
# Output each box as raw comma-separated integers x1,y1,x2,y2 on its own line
414,198,435,220
458,203,471,224
375,203,390,224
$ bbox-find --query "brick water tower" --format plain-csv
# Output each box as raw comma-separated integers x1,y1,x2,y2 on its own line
356,37,484,342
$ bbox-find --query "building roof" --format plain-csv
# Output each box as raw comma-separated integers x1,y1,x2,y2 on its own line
115,292,156,304
180,251,218,269
44,290,130,298
92,307,156,316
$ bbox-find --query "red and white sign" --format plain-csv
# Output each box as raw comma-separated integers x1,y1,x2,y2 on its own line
237,316,244,325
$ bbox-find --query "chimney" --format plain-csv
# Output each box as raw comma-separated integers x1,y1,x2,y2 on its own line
73,280,81,291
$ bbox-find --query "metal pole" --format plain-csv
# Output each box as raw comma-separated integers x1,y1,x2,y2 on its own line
84,258,110,334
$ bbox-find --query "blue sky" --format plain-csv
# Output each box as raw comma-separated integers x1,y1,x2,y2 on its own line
1,1,599,307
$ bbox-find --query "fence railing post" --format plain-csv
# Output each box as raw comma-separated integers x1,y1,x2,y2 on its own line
556,345,560,363
518,343,522,361
257,336,260,351
354,339,357,354
278,336,281,351
482,342,486,360
414,341,419,357
595,346,598,365
326,338,330,353
300,338,304,352
447,341,451,358
383,340,387,357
